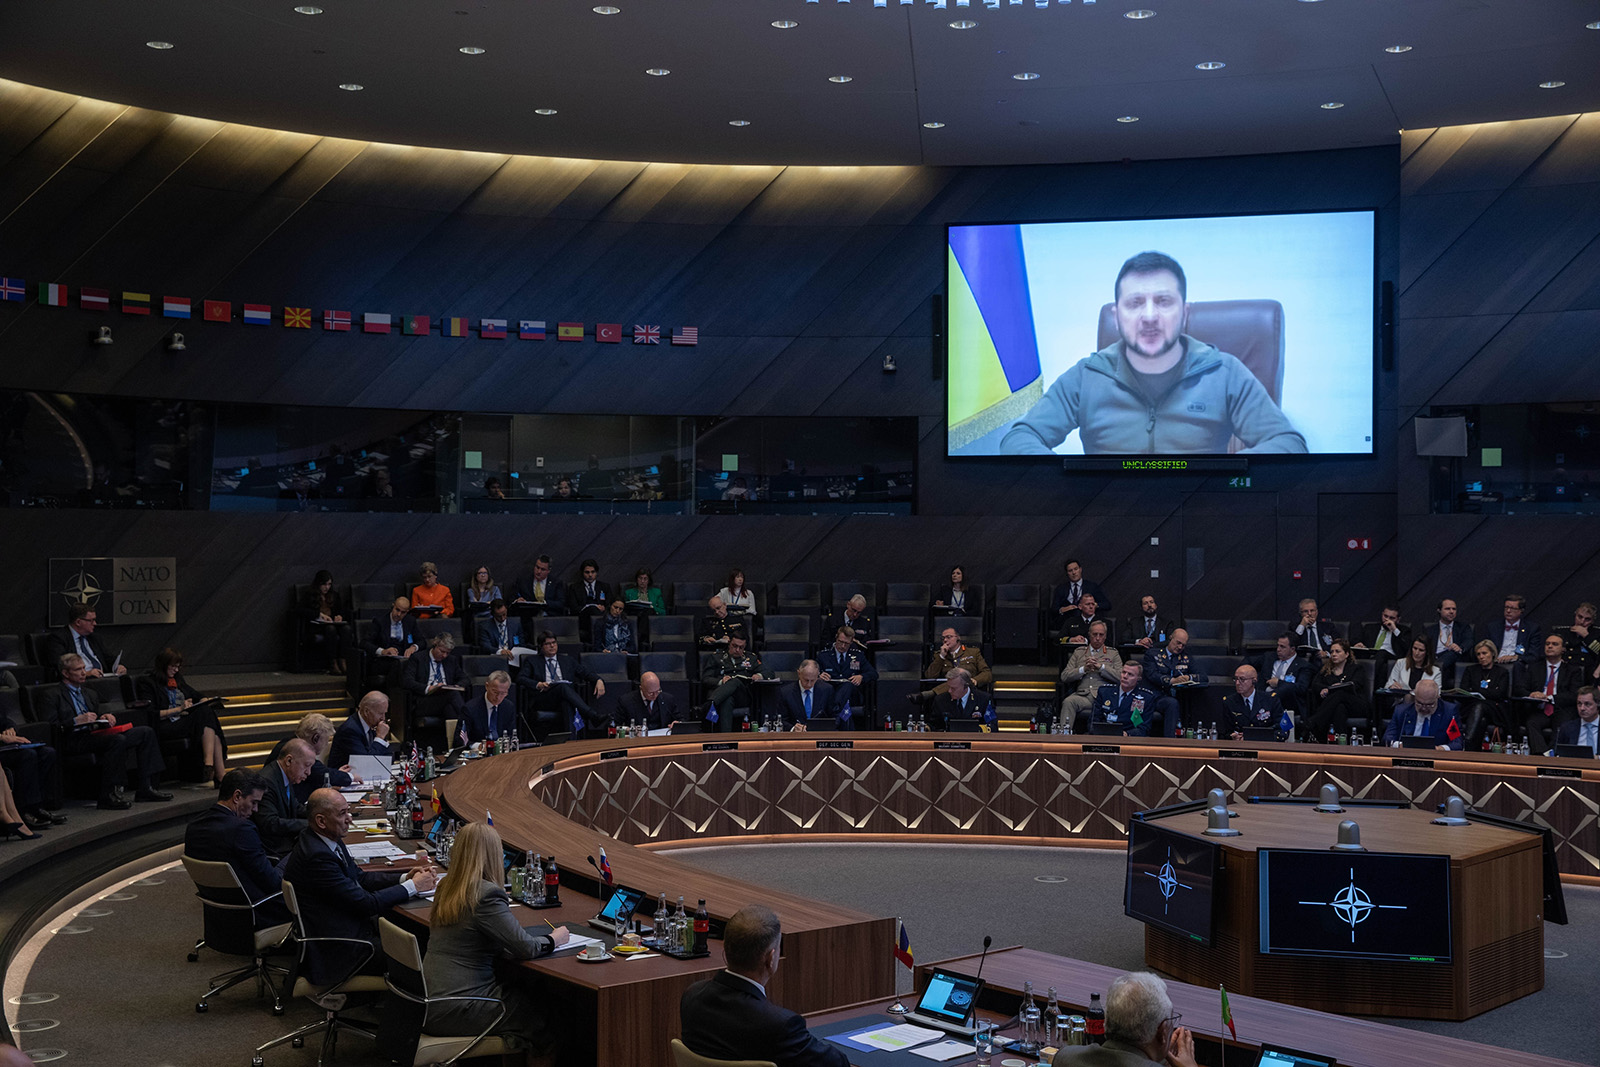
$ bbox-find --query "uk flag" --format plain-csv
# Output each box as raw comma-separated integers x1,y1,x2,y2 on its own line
633,324,660,345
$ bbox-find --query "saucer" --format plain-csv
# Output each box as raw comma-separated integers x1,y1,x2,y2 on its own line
576,951,613,963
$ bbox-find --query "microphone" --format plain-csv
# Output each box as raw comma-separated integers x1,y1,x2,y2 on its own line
969,935,992,1025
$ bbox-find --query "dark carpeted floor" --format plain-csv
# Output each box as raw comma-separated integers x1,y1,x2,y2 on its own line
6,843,1595,1066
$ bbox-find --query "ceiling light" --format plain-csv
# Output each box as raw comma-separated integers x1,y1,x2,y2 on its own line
1539,80,1566,89
338,83,364,91
1587,21,1600,30
534,108,557,116
459,46,485,54
1116,115,1139,122
949,19,978,29
1013,72,1040,81
1384,45,1412,53
645,68,669,76
771,19,797,28
729,119,751,126
593,5,620,12
145,40,174,49
1320,101,1344,109
292,5,322,13
1195,61,1225,70
828,75,853,83
923,121,946,128
1123,9,1154,18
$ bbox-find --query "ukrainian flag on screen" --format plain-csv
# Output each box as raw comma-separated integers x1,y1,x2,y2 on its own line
947,225,1042,450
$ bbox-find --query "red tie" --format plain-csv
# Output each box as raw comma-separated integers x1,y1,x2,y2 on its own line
1546,666,1557,696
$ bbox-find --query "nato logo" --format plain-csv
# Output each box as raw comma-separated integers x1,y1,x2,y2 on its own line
49,557,177,626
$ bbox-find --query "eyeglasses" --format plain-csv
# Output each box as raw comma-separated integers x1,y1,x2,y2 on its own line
1165,1012,1183,1028
1414,701,1438,712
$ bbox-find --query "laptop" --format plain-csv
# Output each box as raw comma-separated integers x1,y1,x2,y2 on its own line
1553,744,1595,759
947,719,985,733
1254,1043,1337,1067
587,884,645,935
1400,735,1439,749
805,717,837,732
669,721,704,735
1241,727,1279,742
903,968,985,1037
1089,722,1127,736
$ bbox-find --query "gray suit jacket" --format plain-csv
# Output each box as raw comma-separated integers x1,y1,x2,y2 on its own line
421,881,553,1039
1053,1037,1163,1067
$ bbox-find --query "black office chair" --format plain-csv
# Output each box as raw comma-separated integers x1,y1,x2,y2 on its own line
378,917,512,1066
180,855,293,1014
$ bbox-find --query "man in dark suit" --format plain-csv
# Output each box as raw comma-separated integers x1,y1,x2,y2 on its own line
615,671,679,732
511,554,565,616
365,596,418,689
281,788,435,985
816,626,876,727
1223,665,1285,740
401,633,466,750
1517,632,1578,750
1382,680,1463,750
458,670,517,746
566,558,611,616
518,631,606,737
329,692,395,769
1354,604,1411,659
680,904,849,1067
1092,662,1159,736
1421,598,1471,678
475,598,522,656
1051,558,1110,619
1551,602,1600,679
1257,633,1313,720
1293,598,1337,660
47,653,166,809
777,662,837,730
42,601,126,679
929,668,983,731
1485,593,1540,671
1552,686,1599,756
184,768,289,924
825,595,874,643
1059,593,1114,647
1124,594,1176,650
255,738,315,858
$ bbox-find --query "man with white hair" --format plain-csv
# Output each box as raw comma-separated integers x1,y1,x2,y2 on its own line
827,594,875,642
1052,971,1199,1067
1381,677,1463,751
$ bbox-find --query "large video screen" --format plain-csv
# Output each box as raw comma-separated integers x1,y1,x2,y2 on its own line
946,211,1376,458
1124,819,1217,945
1259,849,1452,962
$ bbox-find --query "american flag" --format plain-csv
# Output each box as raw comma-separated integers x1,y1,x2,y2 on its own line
633,325,660,345
671,326,698,346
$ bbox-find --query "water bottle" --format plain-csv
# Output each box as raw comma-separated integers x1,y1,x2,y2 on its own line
322,770,331,790
1019,981,1041,1054
674,896,689,952
510,726,520,749
424,746,436,779
1044,987,1061,1047
509,861,525,900
693,899,709,955
527,853,544,904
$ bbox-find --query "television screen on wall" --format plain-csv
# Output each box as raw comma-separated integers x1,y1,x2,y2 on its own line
945,211,1376,459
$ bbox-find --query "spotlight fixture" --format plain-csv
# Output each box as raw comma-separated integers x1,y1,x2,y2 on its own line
771,19,798,28
459,46,485,54
922,121,946,128
292,5,322,13
93,326,114,346
828,75,853,83
1013,72,1040,80
146,40,174,49
534,108,558,116
1539,80,1566,89
338,83,364,91
1384,44,1412,53
1320,101,1344,109
593,4,620,12
882,354,897,373
728,119,750,126
1588,21,1600,30
1195,61,1225,70
1123,9,1154,18
949,19,977,29
645,67,669,76
167,332,186,352
1116,115,1139,122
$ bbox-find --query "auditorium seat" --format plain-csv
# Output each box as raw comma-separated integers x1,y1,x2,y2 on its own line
993,584,1043,660
830,580,877,614
760,615,810,653
1183,619,1233,653
771,582,823,645
876,616,925,650
639,651,692,710
947,615,986,653
0,633,29,669
415,617,464,647
672,581,716,612
350,582,398,615
883,582,930,616
536,616,581,645
1240,619,1285,653
872,651,924,712
761,651,805,679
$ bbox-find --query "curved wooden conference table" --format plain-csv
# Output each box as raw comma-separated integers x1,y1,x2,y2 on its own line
436,732,1598,1064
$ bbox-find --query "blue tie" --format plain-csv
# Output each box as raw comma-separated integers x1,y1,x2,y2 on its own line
70,686,86,714
1584,722,1597,755
431,660,443,686
803,688,812,719
488,705,498,741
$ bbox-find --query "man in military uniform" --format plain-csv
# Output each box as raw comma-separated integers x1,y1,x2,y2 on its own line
1092,662,1158,737
826,595,875,643
1058,621,1123,733
699,596,744,651
1144,628,1203,738
702,632,764,731
912,626,993,705
817,626,876,728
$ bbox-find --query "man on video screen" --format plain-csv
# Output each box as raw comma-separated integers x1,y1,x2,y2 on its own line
1000,252,1307,455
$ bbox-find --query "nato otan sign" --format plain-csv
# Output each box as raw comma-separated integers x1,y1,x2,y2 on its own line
49,557,177,626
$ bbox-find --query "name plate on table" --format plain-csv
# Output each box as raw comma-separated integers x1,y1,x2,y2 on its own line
703,741,739,752
1538,766,1581,779
600,749,627,760
1393,757,1433,769
934,741,971,750
540,762,554,776
816,740,853,749
1083,744,1121,754
1217,749,1259,760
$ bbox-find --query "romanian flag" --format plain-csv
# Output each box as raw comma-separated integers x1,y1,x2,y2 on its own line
122,291,151,315
557,322,583,341
1220,985,1236,1041
402,315,430,336
162,296,191,319
81,287,110,311
894,921,913,968
480,318,507,339
204,300,231,322
596,323,621,344
443,317,468,337
946,224,1043,452
363,312,391,334
284,306,312,329
39,283,68,307
519,320,545,340
242,303,272,325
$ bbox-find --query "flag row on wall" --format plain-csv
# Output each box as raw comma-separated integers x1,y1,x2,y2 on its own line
0,277,700,345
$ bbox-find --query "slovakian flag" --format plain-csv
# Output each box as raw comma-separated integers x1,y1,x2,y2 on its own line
557,322,583,341
480,318,507,339
598,846,613,885
596,323,622,344
633,324,660,345
204,300,231,322
0,277,25,302
122,291,151,315
324,309,352,331
519,320,546,340
284,306,313,329
242,303,272,325
402,315,430,336
363,312,391,334
81,287,110,311
162,296,191,319
671,325,699,346
894,921,913,968
443,317,468,337
1220,985,1237,1041
39,283,68,307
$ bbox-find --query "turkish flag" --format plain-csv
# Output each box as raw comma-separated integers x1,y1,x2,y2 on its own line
596,323,622,343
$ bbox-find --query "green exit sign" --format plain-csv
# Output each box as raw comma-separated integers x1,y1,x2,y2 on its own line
1226,476,1252,489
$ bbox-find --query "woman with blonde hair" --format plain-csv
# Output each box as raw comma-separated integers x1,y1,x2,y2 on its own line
266,712,357,805
412,561,455,617
423,822,569,1048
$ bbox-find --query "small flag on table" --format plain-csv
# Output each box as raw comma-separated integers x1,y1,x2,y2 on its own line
443,317,468,338
402,314,430,336
0,277,26,302
162,296,191,319
671,325,699,346
480,318,507,339
284,306,313,329
324,309,352,331
363,312,391,334
599,847,613,885
81,287,110,311
243,303,272,325
1446,715,1461,743
39,283,68,307
485,809,493,827
894,921,913,967
519,319,546,340
557,322,584,341
596,323,621,343
633,324,660,345
204,300,231,322
431,785,441,816
122,291,151,315
1220,985,1236,1041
